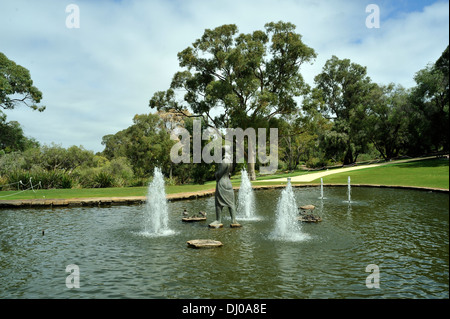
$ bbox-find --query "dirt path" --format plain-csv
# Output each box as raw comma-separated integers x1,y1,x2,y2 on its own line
255,157,437,183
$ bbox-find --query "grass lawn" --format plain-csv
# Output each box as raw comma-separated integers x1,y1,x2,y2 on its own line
0,183,219,201
0,157,448,201
319,158,449,189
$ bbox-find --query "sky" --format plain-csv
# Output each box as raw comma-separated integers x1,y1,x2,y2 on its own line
0,0,448,153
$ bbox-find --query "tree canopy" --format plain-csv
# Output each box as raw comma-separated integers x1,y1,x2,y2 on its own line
150,21,316,179
150,21,315,127
1,52,45,154
101,113,175,177
407,45,449,154
0,52,45,112
0,113,39,153
306,55,376,164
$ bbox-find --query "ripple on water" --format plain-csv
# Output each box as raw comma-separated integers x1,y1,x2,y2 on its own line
0,188,448,299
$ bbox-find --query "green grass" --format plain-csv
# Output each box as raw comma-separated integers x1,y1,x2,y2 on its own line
0,184,222,201
0,186,147,200
1,157,448,201
319,158,449,189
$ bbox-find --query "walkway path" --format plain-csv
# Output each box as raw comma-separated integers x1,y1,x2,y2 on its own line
255,156,437,183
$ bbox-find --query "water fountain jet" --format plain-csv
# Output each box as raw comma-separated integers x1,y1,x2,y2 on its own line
142,167,175,237
237,168,258,220
319,178,324,199
270,178,309,241
347,176,351,203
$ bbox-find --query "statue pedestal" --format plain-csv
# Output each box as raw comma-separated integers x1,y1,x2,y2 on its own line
208,223,223,229
230,223,242,228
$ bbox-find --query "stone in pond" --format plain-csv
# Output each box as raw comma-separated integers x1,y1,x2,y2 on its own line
182,217,207,222
187,239,223,248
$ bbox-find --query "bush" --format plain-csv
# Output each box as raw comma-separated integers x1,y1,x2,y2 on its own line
102,157,134,187
61,174,73,189
30,168,66,189
191,163,216,185
72,167,98,188
0,175,10,191
0,151,26,175
93,171,115,188
3,168,73,189
129,177,150,187
165,176,178,186
306,157,328,169
72,168,115,188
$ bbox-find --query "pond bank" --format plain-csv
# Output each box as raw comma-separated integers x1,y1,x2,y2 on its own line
0,184,447,208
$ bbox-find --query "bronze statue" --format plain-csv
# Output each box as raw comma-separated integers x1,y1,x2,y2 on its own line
209,146,240,228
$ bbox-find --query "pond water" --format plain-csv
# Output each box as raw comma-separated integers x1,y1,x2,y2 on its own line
0,187,448,299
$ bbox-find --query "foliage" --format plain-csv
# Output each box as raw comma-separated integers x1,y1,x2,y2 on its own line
0,114,39,153
150,21,316,179
364,84,410,160
307,55,376,164
0,151,26,175
0,144,136,189
0,52,45,112
101,113,175,178
1,31,448,191
406,45,449,155
305,157,329,169
93,171,115,188
5,168,73,190
101,157,134,187
276,110,330,171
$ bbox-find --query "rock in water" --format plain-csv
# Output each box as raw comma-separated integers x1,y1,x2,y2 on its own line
182,217,207,222
187,239,223,248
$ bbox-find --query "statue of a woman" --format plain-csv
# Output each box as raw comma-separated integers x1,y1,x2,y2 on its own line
209,146,239,228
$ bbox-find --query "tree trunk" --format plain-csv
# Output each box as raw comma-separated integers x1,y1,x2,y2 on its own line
343,147,354,165
247,162,256,181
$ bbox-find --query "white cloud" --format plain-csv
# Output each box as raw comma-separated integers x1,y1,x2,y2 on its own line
1,0,448,152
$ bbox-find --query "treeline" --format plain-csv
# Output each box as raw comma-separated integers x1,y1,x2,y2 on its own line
0,34,448,189
0,112,220,190
277,45,449,170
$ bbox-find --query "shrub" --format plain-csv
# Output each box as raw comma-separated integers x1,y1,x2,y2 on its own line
0,175,10,191
0,151,26,175
61,174,73,189
165,177,178,186
306,157,328,169
102,157,134,186
3,168,73,189
93,171,115,188
72,167,98,188
129,177,149,187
